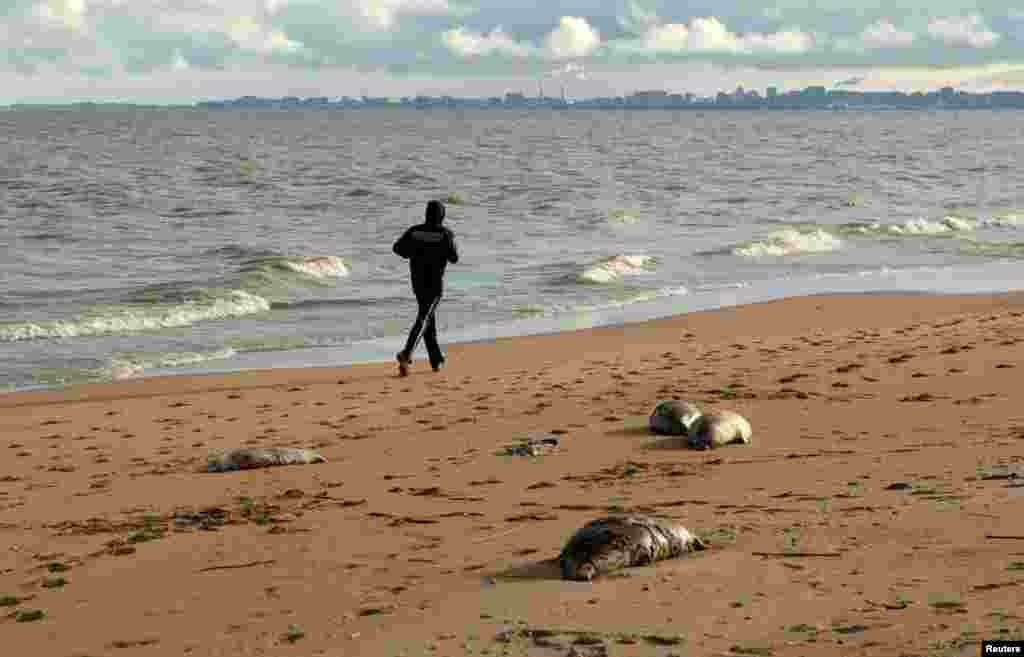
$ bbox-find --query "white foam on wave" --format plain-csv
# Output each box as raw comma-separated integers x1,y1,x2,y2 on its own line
578,255,656,284
109,347,239,380
850,216,976,236
981,213,1024,228
0,290,270,342
734,229,842,258
280,255,349,279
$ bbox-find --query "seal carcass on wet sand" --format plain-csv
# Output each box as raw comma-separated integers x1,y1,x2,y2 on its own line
204,447,326,472
648,399,702,435
687,410,752,450
559,514,706,581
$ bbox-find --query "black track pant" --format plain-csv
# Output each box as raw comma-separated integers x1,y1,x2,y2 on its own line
402,288,443,365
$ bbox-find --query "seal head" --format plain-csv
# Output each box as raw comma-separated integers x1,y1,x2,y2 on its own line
649,400,702,435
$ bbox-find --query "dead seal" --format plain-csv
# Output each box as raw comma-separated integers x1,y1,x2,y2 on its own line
687,410,752,450
204,447,326,472
559,514,706,581
649,399,702,435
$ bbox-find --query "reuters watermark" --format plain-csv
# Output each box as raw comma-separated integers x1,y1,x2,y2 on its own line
984,641,1024,655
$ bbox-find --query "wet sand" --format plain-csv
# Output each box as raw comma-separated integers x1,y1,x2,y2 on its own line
2,292,1023,657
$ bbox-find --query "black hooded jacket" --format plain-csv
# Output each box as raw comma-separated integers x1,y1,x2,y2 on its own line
393,220,459,295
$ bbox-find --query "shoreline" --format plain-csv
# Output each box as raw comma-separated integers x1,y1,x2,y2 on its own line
3,288,1022,407
5,284,1022,401
3,288,1024,656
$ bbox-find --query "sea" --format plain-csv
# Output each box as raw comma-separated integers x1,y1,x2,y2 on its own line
3,109,1024,392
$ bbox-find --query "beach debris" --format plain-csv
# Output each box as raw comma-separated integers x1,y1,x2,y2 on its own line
204,447,326,472
559,514,706,581
686,410,752,450
648,400,702,435
498,432,560,457
198,559,276,573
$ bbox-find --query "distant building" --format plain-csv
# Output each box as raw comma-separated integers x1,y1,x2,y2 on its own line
627,90,671,108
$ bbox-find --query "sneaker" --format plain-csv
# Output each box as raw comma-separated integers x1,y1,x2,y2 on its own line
396,351,411,377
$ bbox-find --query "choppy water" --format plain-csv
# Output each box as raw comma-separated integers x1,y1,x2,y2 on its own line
3,109,1024,391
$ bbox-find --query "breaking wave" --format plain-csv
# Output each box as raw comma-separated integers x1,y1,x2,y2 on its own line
841,216,974,237
279,255,350,279
983,213,1024,228
577,255,656,284
607,209,640,225
108,348,239,380
241,255,350,282
733,229,843,258
841,214,1023,238
0,290,270,342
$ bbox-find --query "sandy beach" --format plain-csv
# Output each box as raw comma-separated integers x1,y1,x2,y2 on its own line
2,291,1024,657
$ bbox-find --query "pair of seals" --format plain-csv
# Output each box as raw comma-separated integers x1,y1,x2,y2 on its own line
559,514,706,581
648,400,752,450
205,447,326,472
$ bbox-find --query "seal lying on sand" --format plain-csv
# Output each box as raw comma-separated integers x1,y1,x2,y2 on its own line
205,447,326,472
649,400,702,435
559,514,706,581
687,410,752,450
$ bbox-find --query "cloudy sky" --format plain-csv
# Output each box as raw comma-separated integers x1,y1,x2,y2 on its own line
3,1,1024,104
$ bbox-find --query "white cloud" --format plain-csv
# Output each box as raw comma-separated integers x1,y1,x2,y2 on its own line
441,26,534,57
927,14,1000,48
353,0,452,31
32,0,88,32
638,16,813,54
226,16,304,53
544,16,601,59
860,20,916,49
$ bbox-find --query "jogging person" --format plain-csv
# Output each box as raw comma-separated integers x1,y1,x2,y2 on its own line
393,199,459,376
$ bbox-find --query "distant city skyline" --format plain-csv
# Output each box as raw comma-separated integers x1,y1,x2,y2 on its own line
12,82,1024,112
2,3,1024,104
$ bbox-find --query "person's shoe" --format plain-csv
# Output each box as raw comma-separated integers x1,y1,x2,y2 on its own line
396,351,411,377
430,357,445,373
